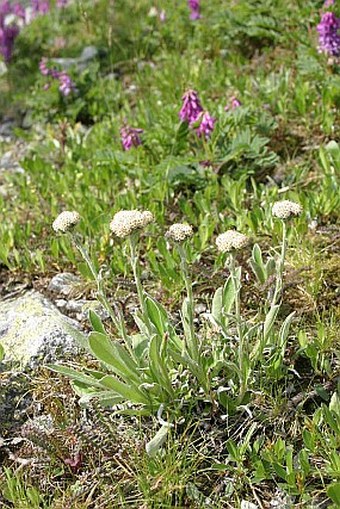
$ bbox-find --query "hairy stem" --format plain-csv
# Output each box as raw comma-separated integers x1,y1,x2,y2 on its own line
177,243,198,361
228,252,247,402
71,234,129,346
272,220,287,306
129,234,152,335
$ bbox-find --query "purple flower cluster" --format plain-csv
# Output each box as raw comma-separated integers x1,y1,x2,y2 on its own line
225,96,242,111
188,0,201,20
323,0,334,8
32,0,49,15
179,89,203,124
317,11,340,56
196,111,216,139
0,0,69,62
58,71,75,96
0,1,23,61
39,58,75,96
120,125,144,151
179,89,215,139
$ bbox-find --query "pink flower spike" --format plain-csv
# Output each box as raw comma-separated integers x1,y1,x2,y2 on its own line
196,111,216,139
120,125,143,151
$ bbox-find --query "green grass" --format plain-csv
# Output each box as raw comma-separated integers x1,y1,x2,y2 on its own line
0,0,339,507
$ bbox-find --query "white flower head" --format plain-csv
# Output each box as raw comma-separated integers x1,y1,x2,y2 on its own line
165,223,193,242
52,211,80,233
109,210,154,238
216,230,248,253
272,200,302,220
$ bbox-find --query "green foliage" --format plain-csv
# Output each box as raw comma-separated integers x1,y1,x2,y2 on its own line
0,0,339,507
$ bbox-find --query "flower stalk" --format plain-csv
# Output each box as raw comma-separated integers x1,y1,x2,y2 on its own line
129,233,152,335
177,243,198,361
70,234,129,347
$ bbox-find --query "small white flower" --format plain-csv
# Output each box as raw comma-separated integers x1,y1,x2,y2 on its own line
165,223,193,242
52,211,80,233
216,230,248,253
272,200,302,219
109,210,154,238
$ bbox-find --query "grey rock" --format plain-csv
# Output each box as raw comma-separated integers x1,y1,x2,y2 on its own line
195,303,207,314
55,297,109,322
0,290,84,367
269,488,294,508
51,45,98,72
0,369,32,431
0,150,25,175
48,272,81,297
0,120,15,137
80,45,98,61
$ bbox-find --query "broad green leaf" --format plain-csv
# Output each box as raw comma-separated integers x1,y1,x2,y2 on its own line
250,244,266,284
49,364,104,389
222,276,236,315
131,333,149,359
134,314,150,336
181,297,192,342
71,383,124,406
89,309,107,335
88,332,140,383
99,375,149,404
278,312,295,348
146,296,169,337
146,424,170,457
263,304,280,341
212,287,223,321
148,335,173,396
0,343,4,362
327,483,340,506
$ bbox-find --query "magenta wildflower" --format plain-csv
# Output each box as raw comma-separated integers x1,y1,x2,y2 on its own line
225,96,242,111
179,89,203,125
120,125,143,151
39,57,50,76
323,0,334,7
58,71,75,96
0,0,22,61
196,111,215,139
31,0,50,15
56,0,68,7
317,11,340,56
188,0,201,20
0,24,19,61
13,3,26,19
39,58,75,96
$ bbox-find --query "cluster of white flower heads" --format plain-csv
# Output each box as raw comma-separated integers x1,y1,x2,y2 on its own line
216,230,248,253
272,200,302,220
52,211,80,233
165,223,193,242
109,210,154,238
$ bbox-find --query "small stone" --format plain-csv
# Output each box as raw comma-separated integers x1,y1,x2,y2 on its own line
269,488,294,508
51,46,98,72
0,151,25,174
195,303,206,314
65,299,109,321
48,272,81,297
